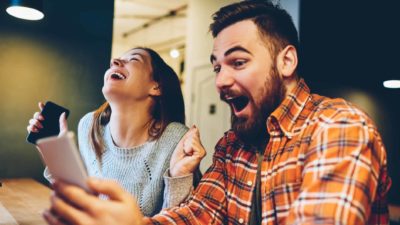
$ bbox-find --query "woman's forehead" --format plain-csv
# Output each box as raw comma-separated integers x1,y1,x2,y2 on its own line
122,48,150,58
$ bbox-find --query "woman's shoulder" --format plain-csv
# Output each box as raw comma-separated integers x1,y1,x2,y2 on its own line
158,122,188,145
78,112,95,129
164,122,188,136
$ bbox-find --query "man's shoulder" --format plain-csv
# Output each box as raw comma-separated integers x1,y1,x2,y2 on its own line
309,94,375,126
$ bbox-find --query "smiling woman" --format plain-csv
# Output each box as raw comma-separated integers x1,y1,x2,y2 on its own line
27,47,205,216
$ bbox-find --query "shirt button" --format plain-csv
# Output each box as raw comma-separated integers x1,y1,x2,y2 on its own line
238,218,244,223
247,180,253,186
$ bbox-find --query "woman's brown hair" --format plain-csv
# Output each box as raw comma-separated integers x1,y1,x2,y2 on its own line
89,47,185,160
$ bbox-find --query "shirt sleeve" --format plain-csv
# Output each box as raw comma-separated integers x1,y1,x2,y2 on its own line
285,110,390,225
144,136,229,225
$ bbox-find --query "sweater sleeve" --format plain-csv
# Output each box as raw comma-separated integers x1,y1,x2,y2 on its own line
162,169,194,208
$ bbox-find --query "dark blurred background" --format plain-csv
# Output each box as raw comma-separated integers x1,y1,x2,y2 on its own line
0,0,113,184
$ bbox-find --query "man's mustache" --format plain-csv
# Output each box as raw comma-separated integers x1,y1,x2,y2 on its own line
219,89,238,102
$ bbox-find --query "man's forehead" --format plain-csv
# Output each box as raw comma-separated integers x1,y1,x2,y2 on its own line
213,22,256,47
211,22,265,62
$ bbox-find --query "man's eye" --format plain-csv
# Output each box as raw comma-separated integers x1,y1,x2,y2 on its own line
233,60,246,68
129,58,138,61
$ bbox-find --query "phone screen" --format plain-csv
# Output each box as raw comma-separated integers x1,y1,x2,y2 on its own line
26,101,70,144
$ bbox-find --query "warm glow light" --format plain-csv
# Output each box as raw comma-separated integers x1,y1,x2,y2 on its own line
383,80,400,89
169,49,180,58
6,6,44,21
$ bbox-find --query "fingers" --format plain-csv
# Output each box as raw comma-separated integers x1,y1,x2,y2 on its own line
183,125,204,157
59,112,68,136
27,103,45,133
27,112,44,133
43,210,68,225
49,193,90,225
53,180,98,212
87,178,128,202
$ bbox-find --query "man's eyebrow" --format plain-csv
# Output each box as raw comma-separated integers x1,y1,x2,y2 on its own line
210,46,252,64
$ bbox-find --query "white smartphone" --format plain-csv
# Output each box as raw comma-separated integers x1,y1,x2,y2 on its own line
36,132,92,193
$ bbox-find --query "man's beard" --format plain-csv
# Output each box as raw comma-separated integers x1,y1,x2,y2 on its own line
231,66,286,146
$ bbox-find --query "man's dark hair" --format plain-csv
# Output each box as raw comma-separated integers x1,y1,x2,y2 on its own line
210,0,299,62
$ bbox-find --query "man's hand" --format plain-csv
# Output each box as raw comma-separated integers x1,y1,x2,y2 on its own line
169,125,206,177
43,178,143,225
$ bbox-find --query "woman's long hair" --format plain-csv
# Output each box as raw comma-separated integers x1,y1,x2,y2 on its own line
89,47,185,160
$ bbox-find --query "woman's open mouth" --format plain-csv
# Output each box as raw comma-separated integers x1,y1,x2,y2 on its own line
110,72,126,80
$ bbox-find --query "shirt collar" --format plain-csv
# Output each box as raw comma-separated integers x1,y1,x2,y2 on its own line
267,79,311,138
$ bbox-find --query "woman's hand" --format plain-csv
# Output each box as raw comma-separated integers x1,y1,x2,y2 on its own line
27,102,68,136
43,178,144,225
169,125,206,177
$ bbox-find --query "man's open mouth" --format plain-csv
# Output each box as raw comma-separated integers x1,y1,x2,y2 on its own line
226,95,249,113
110,72,126,80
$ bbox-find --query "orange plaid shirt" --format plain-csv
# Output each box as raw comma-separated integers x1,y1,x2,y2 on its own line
146,79,391,224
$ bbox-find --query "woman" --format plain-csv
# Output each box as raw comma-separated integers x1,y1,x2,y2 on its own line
27,47,205,216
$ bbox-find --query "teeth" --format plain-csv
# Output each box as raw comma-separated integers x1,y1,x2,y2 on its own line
111,72,126,80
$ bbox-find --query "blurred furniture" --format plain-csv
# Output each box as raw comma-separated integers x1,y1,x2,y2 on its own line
0,178,51,225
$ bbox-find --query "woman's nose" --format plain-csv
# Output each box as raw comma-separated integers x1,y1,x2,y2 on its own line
110,58,123,67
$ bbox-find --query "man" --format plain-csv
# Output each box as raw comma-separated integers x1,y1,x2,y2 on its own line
45,1,391,224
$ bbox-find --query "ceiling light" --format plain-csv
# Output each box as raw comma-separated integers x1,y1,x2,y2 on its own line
169,48,180,59
383,80,400,89
6,0,44,21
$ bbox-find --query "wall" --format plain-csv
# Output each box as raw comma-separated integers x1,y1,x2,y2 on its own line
0,0,113,184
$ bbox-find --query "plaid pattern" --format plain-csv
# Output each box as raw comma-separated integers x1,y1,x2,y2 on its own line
145,79,391,225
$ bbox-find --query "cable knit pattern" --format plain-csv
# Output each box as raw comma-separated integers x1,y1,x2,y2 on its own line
44,112,193,216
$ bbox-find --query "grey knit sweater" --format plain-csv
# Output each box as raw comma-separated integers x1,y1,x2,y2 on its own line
45,112,193,216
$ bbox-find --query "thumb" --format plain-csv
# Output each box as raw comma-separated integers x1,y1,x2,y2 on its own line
38,102,45,111
59,112,68,135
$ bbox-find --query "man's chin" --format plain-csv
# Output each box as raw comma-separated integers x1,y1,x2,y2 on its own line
232,116,265,145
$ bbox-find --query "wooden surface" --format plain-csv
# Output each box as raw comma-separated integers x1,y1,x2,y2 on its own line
0,178,51,225
0,178,399,224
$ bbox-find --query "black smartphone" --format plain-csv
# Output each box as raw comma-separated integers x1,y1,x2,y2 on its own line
26,101,70,145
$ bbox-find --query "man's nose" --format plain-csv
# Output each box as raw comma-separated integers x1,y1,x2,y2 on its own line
215,68,234,90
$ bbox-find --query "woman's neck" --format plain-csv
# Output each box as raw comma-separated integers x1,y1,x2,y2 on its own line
108,103,154,148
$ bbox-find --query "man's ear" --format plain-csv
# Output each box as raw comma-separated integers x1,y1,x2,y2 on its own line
149,84,161,97
276,45,298,78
